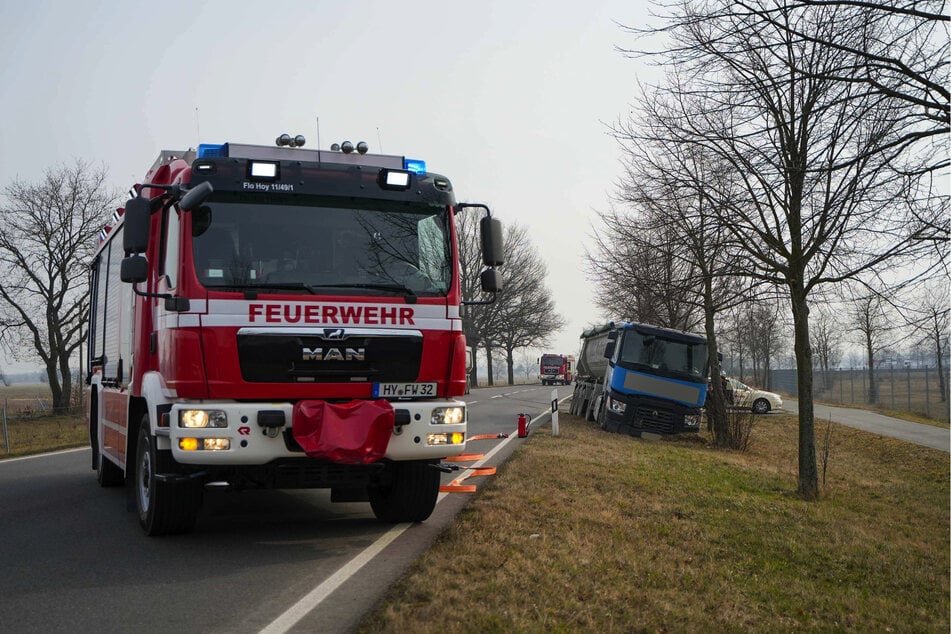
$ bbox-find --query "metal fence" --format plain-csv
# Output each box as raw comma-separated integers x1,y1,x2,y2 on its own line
770,367,950,422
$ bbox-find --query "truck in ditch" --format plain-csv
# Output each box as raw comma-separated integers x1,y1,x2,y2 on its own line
569,322,709,436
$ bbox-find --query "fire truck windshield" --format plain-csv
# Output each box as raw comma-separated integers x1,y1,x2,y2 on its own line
190,194,452,296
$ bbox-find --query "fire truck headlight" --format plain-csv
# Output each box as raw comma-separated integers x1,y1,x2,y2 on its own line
180,438,199,451
180,409,228,428
427,432,465,446
179,437,230,451
431,406,465,425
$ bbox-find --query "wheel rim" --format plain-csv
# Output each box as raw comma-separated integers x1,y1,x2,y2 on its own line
138,443,152,512
754,400,768,414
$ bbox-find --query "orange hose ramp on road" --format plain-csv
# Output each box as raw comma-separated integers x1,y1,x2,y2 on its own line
438,432,509,493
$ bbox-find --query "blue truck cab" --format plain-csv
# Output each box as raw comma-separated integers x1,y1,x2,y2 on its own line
597,322,709,436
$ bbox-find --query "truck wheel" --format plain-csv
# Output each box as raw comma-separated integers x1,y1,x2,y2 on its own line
752,398,771,414
369,460,440,523
597,400,607,430
135,420,202,536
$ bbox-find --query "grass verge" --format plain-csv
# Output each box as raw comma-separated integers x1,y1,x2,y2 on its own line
361,412,949,632
0,414,86,459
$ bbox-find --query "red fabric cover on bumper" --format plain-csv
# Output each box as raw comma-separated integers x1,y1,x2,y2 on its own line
292,399,395,464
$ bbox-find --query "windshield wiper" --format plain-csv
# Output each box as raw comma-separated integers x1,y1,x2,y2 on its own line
212,282,320,294
308,283,418,303
209,281,418,302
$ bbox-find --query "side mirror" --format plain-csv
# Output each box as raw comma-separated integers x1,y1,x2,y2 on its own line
122,196,152,255
604,341,616,359
480,216,503,266
179,181,213,211
607,330,618,341
120,254,148,283
480,268,502,293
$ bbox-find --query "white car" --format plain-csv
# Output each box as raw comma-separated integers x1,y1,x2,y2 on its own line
727,378,783,414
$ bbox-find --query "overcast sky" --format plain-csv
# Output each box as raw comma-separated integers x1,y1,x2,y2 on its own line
0,0,660,373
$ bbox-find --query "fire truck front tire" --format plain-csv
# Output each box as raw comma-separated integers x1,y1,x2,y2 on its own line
135,421,202,536
368,460,440,523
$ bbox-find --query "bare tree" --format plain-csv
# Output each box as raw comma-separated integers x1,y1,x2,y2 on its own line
744,300,786,390
0,161,116,412
775,1,948,151
586,205,704,331
850,291,893,404
811,307,844,394
621,1,942,497
909,281,949,401
493,224,565,385
457,209,504,387
458,212,563,387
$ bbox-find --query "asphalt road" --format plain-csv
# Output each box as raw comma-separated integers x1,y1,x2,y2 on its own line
0,384,571,634
783,398,949,452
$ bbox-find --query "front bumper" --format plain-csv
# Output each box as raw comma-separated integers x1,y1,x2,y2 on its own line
166,399,466,465
601,392,701,436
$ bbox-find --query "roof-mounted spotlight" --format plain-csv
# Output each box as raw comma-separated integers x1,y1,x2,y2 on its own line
356,141,368,155
275,134,306,148
341,141,354,154
330,143,341,151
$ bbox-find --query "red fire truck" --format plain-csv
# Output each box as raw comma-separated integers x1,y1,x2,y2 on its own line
86,137,503,535
538,353,574,386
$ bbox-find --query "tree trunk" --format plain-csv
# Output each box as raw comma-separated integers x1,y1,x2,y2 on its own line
485,346,495,387
705,327,729,447
505,348,515,385
865,333,878,404
936,336,947,402
469,344,480,390
58,352,73,412
790,282,818,499
45,362,67,413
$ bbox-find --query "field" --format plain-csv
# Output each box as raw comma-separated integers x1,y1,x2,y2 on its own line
361,411,949,632
0,384,87,457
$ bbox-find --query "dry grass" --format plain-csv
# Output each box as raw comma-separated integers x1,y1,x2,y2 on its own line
0,384,87,458
0,414,87,457
362,412,949,633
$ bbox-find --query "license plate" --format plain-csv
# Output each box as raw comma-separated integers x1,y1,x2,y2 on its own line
373,382,436,398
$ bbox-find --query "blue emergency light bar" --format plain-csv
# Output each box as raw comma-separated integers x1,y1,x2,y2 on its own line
403,158,426,175
198,143,227,158
195,142,421,174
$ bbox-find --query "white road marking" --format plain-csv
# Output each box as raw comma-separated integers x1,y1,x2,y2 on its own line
0,446,87,465
259,397,571,634
259,522,410,634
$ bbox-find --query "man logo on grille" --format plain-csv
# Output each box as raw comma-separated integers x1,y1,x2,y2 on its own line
302,347,365,361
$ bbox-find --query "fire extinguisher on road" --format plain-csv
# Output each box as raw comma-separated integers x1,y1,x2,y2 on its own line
517,413,529,438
